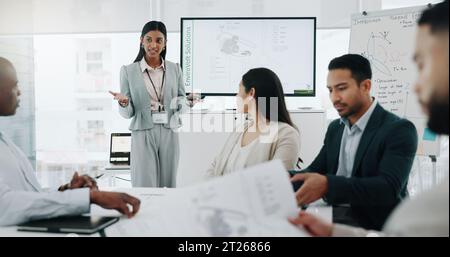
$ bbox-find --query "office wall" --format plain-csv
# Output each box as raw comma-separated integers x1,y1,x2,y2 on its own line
8,1,446,36
0,0,151,34
0,0,383,35
160,0,370,30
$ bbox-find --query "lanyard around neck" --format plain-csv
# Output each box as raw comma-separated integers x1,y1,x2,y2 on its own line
145,69,166,104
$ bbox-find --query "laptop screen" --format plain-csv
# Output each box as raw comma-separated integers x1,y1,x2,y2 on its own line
110,133,131,164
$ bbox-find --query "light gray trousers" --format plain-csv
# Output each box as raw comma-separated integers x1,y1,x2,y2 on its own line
130,125,179,188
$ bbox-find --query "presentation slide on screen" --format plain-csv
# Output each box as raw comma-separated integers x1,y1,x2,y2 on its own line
111,136,131,153
182,18,315,95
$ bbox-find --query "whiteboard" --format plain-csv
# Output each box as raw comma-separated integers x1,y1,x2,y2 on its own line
181,18,316,96
349,6,440,156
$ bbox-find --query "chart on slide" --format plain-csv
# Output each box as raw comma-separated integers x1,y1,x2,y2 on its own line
182,18,316,96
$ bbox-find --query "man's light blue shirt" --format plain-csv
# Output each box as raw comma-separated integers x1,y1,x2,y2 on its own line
336,99,378,178
0,131,90,226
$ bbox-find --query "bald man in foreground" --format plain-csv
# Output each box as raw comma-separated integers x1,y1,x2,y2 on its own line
0,57,141,226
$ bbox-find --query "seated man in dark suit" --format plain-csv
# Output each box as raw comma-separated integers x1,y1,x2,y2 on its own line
291,54,418,230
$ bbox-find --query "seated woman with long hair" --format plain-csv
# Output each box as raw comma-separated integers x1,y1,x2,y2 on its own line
205,68,301,178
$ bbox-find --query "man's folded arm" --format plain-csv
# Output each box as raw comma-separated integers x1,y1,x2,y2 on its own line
0,180,90,226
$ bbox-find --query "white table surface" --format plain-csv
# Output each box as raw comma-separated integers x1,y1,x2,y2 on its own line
0,187,332,237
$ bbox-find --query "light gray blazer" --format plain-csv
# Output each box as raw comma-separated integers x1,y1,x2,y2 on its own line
119,60,189,131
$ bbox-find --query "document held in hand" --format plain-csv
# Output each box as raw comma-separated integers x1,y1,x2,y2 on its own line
107,160,308,237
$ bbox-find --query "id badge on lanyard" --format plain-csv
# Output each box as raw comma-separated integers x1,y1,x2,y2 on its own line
146,69,168,124
152,108,168,124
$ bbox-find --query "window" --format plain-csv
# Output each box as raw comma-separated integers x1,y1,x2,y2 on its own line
33,32,184,185
34,33,138,179
85,51,103,73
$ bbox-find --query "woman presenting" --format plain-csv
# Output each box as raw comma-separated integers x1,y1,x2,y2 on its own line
110,21,195,188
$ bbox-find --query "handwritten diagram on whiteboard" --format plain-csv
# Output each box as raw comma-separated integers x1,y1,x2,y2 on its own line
350,8,424,117
350,6,440,156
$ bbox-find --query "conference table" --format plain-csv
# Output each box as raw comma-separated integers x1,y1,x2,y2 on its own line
0,187,332,237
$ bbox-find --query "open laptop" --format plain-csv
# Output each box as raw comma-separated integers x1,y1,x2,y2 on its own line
106,133,131,170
